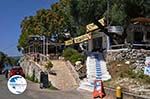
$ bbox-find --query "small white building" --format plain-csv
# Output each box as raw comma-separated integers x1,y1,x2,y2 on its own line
87,31,109,52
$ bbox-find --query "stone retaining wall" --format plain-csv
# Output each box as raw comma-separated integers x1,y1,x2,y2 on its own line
106,49,150,70
20,56,42,82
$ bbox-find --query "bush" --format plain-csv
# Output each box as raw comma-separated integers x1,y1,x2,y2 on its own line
45,61,53,71
62,47,78,60
124,69,150,84
70,53,84,64
26,74,39,83
62,47,85,64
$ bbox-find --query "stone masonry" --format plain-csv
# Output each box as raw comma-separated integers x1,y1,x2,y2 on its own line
106,49,150,71
20,55,42,82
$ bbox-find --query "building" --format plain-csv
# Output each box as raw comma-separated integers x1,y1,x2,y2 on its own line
126,17,150,49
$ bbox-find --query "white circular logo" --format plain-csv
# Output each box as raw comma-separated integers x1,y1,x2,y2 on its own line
7,75,27,94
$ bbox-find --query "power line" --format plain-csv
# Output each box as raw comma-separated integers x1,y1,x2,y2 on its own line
1,43,18,52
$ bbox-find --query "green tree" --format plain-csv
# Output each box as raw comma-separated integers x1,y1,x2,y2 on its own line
0,52,7,65
69,0,149,44
18,0,150,51
0,51,18,66
51,0,77,37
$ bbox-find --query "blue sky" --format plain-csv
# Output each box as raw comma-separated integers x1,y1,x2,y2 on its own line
0,0,58,56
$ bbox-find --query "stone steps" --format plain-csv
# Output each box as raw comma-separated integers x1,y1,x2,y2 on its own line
48,60,78,91
79,52,111,91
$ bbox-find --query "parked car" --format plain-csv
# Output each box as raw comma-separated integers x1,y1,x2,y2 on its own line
8,66,25,78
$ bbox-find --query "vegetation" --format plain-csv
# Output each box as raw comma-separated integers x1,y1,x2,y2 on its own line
18,0,150,51
122,69,150,84
26,74,39,83
26,73,57,89
62,47,85,64
107,60,150,84
0,51,19,66
45,61,53,71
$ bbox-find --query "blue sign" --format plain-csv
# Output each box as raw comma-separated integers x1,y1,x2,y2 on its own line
7,75,27,94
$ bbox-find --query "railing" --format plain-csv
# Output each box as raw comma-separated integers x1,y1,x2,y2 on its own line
48,54,59,60
110,44,127,49
104,86,150,99
132,43,150,47
130,43,150,50
110,43,150,50
24,52,61,63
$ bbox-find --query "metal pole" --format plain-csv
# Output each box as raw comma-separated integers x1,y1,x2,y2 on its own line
43,36,45,55
28,46,30,54
46,37,48,56
56,45,57,54
45,36,47,55
45,37,47,55
107,0,110,26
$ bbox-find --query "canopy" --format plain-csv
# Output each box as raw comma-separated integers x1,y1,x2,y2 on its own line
131,17,150,24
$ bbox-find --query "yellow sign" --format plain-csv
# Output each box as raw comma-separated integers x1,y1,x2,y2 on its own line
74,33,91,43
65,39,73,46
86,17,105,32
98,17,105,26
86,23,99,33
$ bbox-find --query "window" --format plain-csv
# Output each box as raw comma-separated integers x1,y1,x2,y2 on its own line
133,32,143,43
146,32,150,40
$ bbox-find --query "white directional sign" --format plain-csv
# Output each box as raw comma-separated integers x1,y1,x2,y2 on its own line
108,26,124,35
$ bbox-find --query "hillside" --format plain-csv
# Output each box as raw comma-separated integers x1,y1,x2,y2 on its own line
104,60,150,96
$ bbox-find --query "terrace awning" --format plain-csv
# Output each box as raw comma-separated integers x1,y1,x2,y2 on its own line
131,17,150,24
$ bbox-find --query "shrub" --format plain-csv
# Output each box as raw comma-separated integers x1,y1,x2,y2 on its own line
45,61,53,71
62,47,85,64
124,69,150,84
62,47,78,60
26,74,39,83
